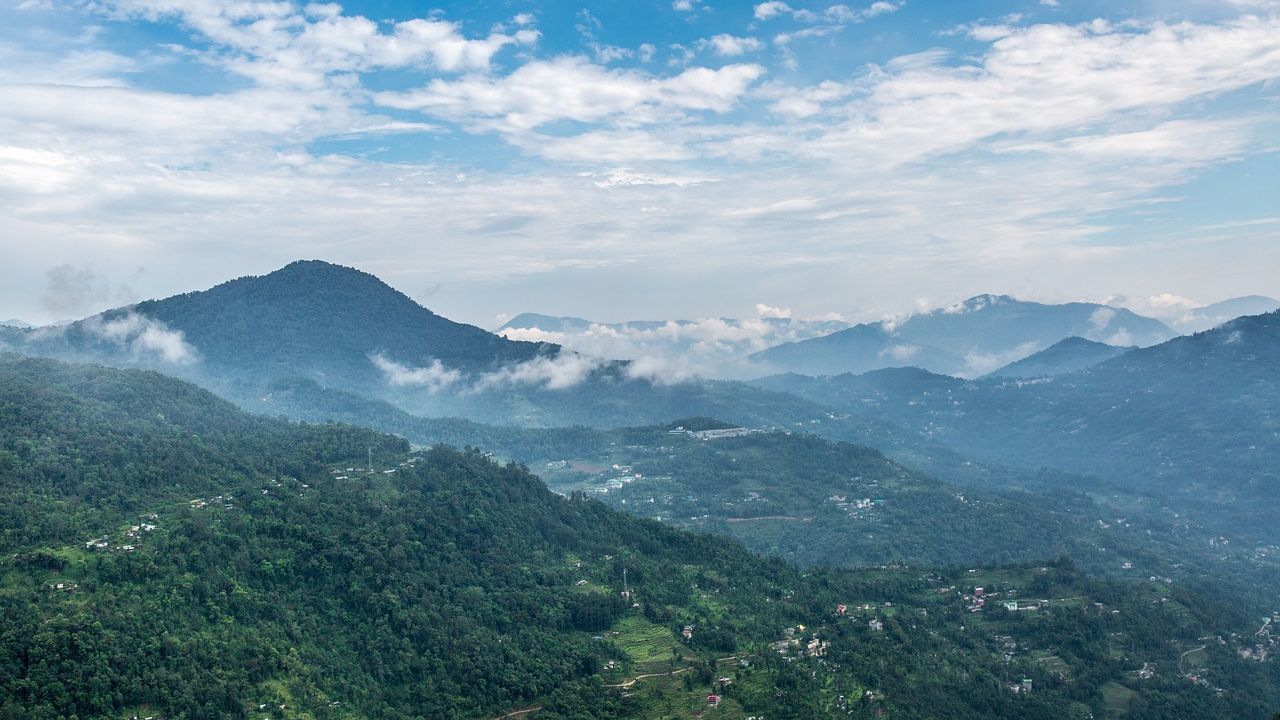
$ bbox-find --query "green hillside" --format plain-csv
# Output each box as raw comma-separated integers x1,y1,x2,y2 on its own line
2,355,1279,719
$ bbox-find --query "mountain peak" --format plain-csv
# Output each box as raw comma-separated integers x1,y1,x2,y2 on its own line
21,261,558,393
949,294,1017,313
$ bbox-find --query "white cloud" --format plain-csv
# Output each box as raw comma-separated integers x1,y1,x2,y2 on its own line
703,34,764,56
496,312,849,378
370,354,463,392
805,17,1280,167
475,352,606,390
755,303,792,319
755,1,902,30
377,57,765,132
624,354,700,384
90,0,535,88
880,343,920,361
1089,306,1117,331
963,340,1040,376
755,2,794,20
82,311,197,364
372,350,606,391
584,167,719,188
762,79,853,117
2,4,1280,328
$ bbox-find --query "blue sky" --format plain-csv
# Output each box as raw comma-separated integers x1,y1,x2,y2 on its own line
1,0,1278,328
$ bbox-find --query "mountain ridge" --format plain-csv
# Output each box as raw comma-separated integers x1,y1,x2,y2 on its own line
751,294,1175,378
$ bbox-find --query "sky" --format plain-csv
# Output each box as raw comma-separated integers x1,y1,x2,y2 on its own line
1,0,1278,328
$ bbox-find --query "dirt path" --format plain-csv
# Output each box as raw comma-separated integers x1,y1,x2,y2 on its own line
605,666,693,689
1178,645,1206,673
724,515,813,523
489,706,541,719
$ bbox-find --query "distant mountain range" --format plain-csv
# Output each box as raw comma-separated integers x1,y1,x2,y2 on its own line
0,319,30,328
1162,295,1280,333
0,261,837,429
3,262,1275,531
755,309,1280,534
986,336,1133,378
750,294,1176,378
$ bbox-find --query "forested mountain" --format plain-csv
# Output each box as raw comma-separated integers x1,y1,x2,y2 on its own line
987,337,1133,378
489,423,1280,600
751,294,1175,377
754,311,1280,535
3,353,1279,719
0,261,844,429
5,260,554,392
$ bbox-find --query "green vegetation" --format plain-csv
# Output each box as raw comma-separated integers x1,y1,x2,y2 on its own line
754,311,1280,541
3,355,1279,719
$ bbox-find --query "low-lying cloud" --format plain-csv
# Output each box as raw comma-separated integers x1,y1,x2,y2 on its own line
496,307,848,379
370,354,462,392
473,353,607,391
81,311,197,364
372,351,616,393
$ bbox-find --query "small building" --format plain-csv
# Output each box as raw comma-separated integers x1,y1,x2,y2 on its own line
836,603,848,615
706,694,721,707
682,626,693,640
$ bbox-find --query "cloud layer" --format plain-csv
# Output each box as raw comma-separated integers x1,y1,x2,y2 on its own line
1,2,1278,324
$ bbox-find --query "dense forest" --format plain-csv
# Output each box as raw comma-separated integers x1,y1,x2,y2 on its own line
2,354,1279,719
754,310,1280,539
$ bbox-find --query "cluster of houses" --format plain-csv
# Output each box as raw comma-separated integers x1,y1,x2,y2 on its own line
189,494,233,510
1239,614,1277,662
667,426,766,441
994,635,1018,663
963,586,989,612
826,494,883,517
1006,678,1034,694
596,465,644,494
770,625,830,658
125,521,157,539
84,513,163,554
1003,599,1050,612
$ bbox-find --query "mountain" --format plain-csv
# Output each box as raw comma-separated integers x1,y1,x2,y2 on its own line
136,260,553,388
468,420,1280,597
4,353,1278,719
0,319,29,328
751,294,1176,378
987,336,1133,378
1168,295,1280,333
754,310,1280,535
2,261,852,430
3,260,556,397
499,312,600,334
